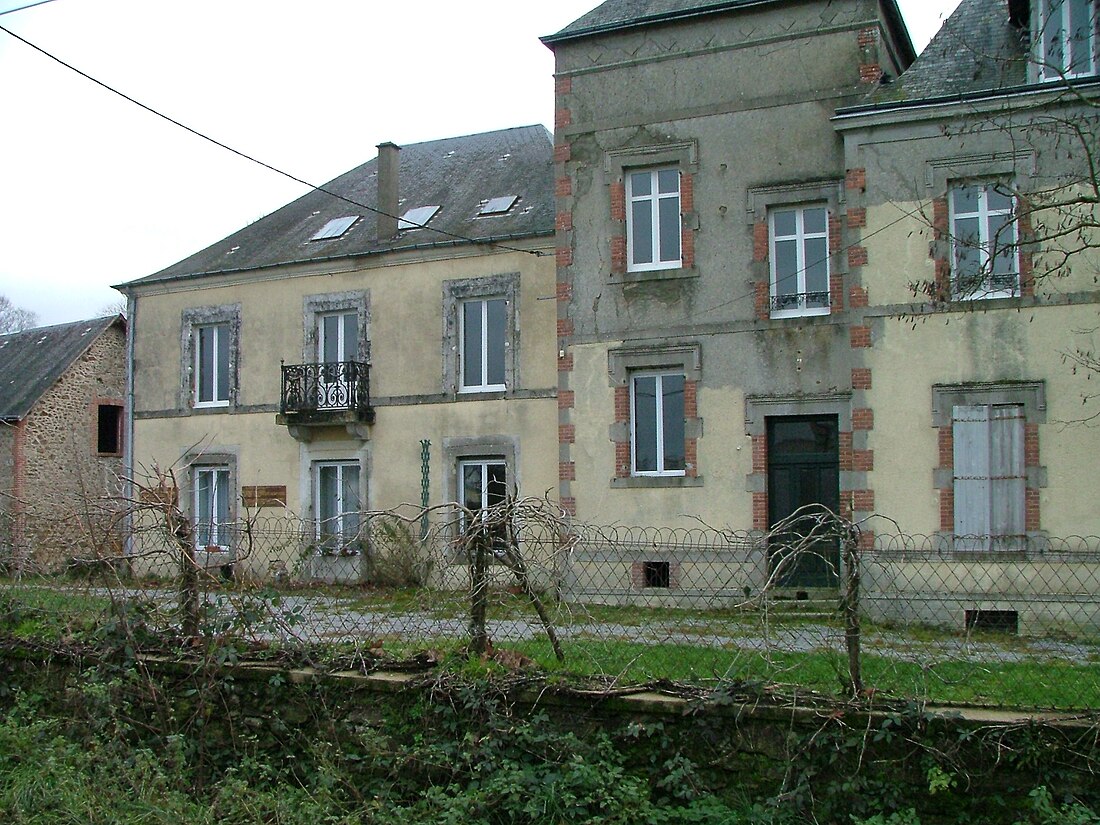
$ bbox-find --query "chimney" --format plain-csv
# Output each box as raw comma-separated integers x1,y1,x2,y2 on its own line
376,142,400,240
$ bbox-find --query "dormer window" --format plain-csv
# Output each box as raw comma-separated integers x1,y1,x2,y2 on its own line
1036,0,1098,81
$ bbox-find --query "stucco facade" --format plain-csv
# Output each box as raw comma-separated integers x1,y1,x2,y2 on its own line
120,127,558,583
545,0,913,532
545,0,1100,629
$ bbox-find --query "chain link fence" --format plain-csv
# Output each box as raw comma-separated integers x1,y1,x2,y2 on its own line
1,500,1098,710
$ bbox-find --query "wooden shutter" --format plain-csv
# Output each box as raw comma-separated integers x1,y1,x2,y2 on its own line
953,404,1025,550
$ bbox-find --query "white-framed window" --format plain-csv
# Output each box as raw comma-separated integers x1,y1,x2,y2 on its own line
952,405,1026,551
457,457,509,555
627,167,681,272
195,323,230,407
769,205,830,318
315,461,361,553
631,371,686,477
318,311,358,364
949,184,1019,299
459,297,507,392
459,458,508,514
1037,0,1098,80
194,466,231,550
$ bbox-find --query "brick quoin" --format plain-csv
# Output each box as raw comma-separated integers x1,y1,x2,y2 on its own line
858,530,875,551
611,236,627,274
681,226,695,268
851,477,879,508
851,367,872,390
613,386,630,423
751,434,766,473
555,176,572,198
1026,489,1041,532
752,492,768,531
860,63,883,83
1018,210,1035,297
940,488,954,532
852,408,874,430
556,212,573,232
553,142,571,164
853,449,874,472
849,325,872,348
615,442,631,478
559,424,576,444
828,213,842,254
1025,424,1040,466
847,207,867,229
683,380,697,418
839,432,853,471
559,461,576,481
753,221,769,262
848,245,869,268
556,246,573,268
560,497,577,516
684,439,698,478
555,75,572,96
829,274,844,312
938,427,953,468
556,280,572,301
558,390,575,410
849,286,869,308
754,281,770,320
680,172,694,212
554,108,572,130
845,168,866,192
556,318,574,337
610,181,626,222
858,27,878,46
557,353,574,373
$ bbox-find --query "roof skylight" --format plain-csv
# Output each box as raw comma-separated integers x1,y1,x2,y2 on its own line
398,205,440,230
310,215,359,241
479,195,518,216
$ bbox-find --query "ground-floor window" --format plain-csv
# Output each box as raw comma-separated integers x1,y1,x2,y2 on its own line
194,466,231,550
952,404,1025,550
315,461,361,553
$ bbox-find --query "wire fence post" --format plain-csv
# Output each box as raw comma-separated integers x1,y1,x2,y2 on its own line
841,518,863,698
468,522,489,657
175,517,200,643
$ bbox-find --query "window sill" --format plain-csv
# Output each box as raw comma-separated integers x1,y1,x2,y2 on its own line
453,389,509,402
610,475,704,489
770,307,831,320
190,404,233,414
617,265,697,284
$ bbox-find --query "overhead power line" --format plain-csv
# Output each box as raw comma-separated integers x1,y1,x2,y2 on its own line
0,0,60,17
0,22,545,257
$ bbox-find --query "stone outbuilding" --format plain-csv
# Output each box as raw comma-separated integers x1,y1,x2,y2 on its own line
0,315,127,571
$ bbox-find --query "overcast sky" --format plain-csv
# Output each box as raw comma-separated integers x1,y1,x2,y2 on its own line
0,0,961,327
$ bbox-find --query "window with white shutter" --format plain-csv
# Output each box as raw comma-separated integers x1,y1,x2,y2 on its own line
952,404,1026,550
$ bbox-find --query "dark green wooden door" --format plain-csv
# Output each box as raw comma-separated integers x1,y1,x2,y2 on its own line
767,416,840,588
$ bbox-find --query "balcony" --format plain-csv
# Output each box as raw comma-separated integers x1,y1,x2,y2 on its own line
276,361,375,441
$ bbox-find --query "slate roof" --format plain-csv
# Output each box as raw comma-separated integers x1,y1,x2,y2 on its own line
0,315,123,422
867,0,1029,104
125,125,554,287
543,0,914,62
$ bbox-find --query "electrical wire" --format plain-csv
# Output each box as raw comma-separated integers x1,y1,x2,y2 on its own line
0,22,546,257
0,0,59,17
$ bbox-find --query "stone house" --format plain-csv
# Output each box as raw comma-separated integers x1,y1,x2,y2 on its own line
0,315,127,571
545,0,1100,629
117,126,558,583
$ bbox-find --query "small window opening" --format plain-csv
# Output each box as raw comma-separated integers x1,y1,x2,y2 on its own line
965,609,1019,634
643,560,671,588
97,404,123,455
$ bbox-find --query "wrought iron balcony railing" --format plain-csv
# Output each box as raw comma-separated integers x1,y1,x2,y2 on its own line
279,361,374,423
770,291,830,313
